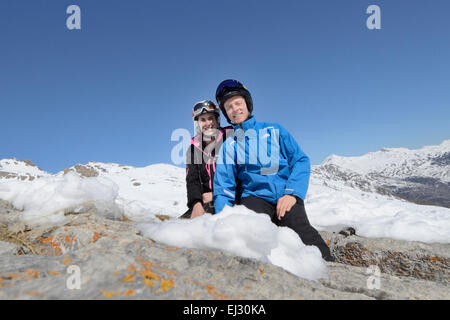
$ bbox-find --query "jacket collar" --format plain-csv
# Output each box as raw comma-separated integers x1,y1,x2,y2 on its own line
232,116,256,130
191,127,226,153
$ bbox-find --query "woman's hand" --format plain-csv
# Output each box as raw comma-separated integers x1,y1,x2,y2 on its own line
191,202,206,219
202,192,213,204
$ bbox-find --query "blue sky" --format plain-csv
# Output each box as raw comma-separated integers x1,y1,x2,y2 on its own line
1,0,449,173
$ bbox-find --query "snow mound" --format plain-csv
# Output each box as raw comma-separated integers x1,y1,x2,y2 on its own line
0,172,123,226
138,205,329,281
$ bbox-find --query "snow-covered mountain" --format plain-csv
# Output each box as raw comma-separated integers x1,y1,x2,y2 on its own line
312,140,450,208
0,158,50,181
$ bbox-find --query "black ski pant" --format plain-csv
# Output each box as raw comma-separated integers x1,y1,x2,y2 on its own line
241,196,334,262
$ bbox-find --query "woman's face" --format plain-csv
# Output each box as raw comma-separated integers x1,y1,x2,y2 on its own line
198,113,218,136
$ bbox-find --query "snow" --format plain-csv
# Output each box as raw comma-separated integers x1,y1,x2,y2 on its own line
97,163,187,220
0,172,122,226
56,163,187,221
306,179,450,243
1,155,450,280
138,205,328,280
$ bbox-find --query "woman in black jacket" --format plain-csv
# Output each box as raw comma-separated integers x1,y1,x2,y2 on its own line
181,100,232,219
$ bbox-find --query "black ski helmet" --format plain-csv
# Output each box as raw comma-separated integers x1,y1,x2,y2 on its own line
215,79,253,124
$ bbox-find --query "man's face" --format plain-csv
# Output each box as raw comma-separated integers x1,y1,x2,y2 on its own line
223,95,249,125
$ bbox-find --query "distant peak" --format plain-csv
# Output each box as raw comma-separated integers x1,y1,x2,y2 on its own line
321,154,342,165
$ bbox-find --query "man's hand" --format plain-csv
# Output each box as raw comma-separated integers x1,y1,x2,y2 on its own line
276,195,297,220
202,192,213,204
191,202,206,219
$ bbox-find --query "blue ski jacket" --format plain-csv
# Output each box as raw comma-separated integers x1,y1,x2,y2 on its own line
213,117,310,213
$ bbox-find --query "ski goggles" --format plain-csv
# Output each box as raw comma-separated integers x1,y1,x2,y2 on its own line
192,101,219,119
215,79,245,100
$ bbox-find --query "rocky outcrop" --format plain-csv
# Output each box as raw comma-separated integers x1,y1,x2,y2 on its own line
0,171,38,181
322,231,449,284
0,201,448,300
63,164,99,178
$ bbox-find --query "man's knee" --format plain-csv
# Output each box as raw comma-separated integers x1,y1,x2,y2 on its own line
241,196,276,219
282,201,310,225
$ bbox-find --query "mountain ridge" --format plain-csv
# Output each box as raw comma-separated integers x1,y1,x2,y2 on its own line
313,139,450,208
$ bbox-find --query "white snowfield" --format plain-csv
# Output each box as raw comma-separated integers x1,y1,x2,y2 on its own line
55,162,189,221
307,177,450,244
0,141,449,279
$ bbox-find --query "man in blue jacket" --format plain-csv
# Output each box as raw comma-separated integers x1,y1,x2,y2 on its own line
213,79,334,262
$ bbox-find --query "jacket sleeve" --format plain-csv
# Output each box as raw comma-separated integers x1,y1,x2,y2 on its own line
186,145,203,209
213,139,237,213
278,125,311,200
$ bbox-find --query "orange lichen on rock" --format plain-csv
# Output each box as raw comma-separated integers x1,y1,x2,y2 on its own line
101,290,121,298
430,256,441,262
139,259,155,270
48,271,62,276
25,269,39,279
259,268,264,275
157,268,177,275
62,259,73,265
204,284,229,300
41,236,54,244
3,273,20,280
160,279,174,292
122,274,136,283
123,290,137,297
205,284,215,292
92,232,101,243
142,269,159,281
141,269,159,288
37,236,63,256
144,279,155,288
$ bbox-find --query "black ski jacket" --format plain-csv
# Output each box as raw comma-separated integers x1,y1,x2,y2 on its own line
186,127,232,209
